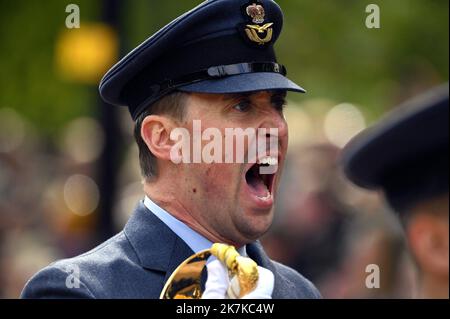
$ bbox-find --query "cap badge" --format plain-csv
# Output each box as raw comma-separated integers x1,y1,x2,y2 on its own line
246,3,265,24
245,23,273,45
244,3,273,45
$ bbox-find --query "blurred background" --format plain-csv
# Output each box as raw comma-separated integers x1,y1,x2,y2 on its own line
0,0,448,298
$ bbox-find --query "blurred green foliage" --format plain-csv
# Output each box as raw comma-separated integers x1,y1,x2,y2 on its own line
0,0,100,137
0,0,448,137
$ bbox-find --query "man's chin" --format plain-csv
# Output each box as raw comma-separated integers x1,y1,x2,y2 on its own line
237,209,274,238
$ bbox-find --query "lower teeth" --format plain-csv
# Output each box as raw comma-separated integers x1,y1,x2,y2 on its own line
259,193,271,200
257,186,270,199
246,164,272,199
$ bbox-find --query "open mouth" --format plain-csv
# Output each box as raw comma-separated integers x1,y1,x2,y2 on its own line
244,157,277,199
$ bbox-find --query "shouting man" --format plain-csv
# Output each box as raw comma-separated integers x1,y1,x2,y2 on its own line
21,0,320,299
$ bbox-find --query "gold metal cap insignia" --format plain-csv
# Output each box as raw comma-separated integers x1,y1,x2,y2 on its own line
244,3,273,45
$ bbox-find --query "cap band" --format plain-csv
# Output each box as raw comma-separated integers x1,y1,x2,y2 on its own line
132,61,287,119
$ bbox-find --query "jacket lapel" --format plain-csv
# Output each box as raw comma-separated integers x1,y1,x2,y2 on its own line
247,241,296,299
124,200,194,274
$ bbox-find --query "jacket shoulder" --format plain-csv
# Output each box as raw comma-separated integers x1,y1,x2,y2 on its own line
272,261,322,299
21,231,142,298
20,262,95,299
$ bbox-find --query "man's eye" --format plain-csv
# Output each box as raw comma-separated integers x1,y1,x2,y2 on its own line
233,100,252,112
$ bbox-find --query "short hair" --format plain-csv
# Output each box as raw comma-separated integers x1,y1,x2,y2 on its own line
133,91,188,181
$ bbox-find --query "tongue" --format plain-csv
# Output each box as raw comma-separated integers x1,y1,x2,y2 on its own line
246,166,270,198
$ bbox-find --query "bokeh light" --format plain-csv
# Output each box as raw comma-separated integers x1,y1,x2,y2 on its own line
60,117,104,163
324,103,367,148
55,23,118,84
63,174,100,216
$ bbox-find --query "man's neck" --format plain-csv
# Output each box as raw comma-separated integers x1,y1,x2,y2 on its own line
143,182,244,248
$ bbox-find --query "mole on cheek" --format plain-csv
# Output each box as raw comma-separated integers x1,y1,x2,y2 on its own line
192,188,197,193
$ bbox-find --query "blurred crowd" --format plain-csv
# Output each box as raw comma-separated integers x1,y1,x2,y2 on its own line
262,143,415,298
0,98,418,298
1,0,448,300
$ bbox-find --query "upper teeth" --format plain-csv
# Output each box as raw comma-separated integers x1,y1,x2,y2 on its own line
258,157,278,165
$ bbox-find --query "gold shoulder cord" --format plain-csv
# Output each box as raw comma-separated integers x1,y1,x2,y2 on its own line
160,243,259,299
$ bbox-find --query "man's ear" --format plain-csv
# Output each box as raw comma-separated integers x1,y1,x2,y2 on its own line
141,115,177,161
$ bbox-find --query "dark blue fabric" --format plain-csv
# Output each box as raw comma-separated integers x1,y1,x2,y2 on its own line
21,201,321,299
178,72,304,94
342,84,449,212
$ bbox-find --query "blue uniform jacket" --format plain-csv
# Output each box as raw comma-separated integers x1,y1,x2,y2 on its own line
21,201,321,299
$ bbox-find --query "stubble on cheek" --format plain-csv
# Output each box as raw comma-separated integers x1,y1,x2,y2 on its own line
197,163,245,236
200,163,241,204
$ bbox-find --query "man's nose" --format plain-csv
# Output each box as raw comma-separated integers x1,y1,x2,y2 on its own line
259,110,288,140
